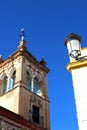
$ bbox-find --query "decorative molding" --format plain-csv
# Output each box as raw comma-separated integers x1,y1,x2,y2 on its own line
66,59,87,72
30,96,42,108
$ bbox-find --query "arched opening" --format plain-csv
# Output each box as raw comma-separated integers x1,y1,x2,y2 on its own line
26,71,31,90
3,76,8,93
10,71,16,90
33,77,39,94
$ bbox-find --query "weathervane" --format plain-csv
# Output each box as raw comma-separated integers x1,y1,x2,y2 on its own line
20,28,25,40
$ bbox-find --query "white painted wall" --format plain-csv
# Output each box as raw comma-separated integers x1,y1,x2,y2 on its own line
72,67,87,130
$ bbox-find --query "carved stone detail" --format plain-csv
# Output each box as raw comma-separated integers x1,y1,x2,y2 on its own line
30,96,42,108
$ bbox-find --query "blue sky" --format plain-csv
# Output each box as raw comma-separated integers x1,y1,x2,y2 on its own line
0,0,87,130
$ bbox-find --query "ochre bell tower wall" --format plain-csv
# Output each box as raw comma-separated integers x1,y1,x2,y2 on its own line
0,38,50,130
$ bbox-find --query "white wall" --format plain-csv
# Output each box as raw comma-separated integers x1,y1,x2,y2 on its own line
72,67,87,130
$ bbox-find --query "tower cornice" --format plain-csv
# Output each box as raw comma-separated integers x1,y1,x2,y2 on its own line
0,49,50,73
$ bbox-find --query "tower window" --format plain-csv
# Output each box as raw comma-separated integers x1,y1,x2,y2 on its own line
3,76,8,93
32,105,40,123
33,77,39,94
26,71,31,90
10,71,16,90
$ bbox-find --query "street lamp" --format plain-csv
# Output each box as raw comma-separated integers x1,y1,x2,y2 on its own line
64,33,82,60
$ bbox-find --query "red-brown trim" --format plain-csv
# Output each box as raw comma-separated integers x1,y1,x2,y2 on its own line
0,117,20,128
0,106,47,130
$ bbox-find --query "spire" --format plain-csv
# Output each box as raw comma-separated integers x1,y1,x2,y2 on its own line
20,28,25,40
18,28,27,51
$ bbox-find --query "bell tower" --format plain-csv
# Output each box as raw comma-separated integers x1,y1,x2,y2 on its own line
0,29,50,130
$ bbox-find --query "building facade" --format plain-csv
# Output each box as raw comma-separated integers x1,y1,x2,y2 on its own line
65,33,87,130
0,31,50,130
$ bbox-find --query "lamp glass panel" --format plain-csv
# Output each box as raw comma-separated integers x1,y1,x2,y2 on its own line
67,39,80,53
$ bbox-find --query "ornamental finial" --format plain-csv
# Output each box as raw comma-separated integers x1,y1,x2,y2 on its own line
20,28,25,40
